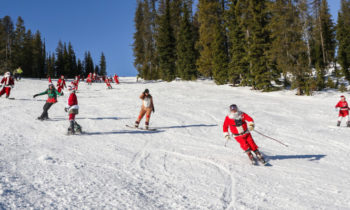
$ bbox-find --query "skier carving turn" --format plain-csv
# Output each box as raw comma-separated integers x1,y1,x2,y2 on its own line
223,104,266,165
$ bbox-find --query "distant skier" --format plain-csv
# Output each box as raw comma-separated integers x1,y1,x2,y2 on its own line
0,72,15,98
71,76,79,91
47,75,52,84
113,74,119,84
33,83,63,120
57,75,67,94
86,73,92,85
65,85,82,134
105,77,112,89
134,89,155,130
335,95,349,127
223,104,265,165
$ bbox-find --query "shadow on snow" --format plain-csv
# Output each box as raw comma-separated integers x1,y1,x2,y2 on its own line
155,124,217,129
83,129,163,135
267,154,326,161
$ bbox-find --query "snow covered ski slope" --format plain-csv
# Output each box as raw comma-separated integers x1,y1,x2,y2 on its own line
0,78,349,209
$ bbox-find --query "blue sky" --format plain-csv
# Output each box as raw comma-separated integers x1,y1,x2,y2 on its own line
1,0,342,76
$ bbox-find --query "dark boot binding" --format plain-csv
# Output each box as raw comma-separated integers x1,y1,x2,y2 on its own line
337,121,341,127
254,150,266,164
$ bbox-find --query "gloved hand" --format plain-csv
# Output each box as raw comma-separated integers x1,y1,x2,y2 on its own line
224,134,231,141
60,92,64,96
248,122,255,131
64,107,69,112
33,94,38,98
152,107,155,113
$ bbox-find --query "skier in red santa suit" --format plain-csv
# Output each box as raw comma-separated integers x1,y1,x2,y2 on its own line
56,75,67,94
0,72,15,98
47,75,52,84
113,74,119,84
71,76,79,91
105,77,112,89
335,95,349,127
223,104,265,164
86,73,92,85
65,85,82,134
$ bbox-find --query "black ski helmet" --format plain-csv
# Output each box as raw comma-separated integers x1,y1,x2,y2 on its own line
144,89,149,94
230,104,238,111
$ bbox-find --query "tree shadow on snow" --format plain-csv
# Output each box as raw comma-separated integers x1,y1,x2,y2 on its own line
266,154,326,161
51,117,130,121
155,124,217,129
84,129,164,135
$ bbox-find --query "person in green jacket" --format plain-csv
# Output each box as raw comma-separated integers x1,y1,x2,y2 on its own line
33,83,63,120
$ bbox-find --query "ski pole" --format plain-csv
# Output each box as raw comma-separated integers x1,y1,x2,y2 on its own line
253,130,289,147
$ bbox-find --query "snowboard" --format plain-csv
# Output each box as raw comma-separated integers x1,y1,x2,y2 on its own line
125,124,157,131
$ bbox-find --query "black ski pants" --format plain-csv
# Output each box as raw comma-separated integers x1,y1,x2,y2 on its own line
40,102,54,119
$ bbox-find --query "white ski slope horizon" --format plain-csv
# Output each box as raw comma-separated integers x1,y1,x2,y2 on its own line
0,77,349,209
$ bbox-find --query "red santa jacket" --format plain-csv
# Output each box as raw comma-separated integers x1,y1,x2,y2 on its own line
68,92,78,106
57,78,66,88
48,76,52,83
1,76,14,87
336,101,349,110
223,112,254,136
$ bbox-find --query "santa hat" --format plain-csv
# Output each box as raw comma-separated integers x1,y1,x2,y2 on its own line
340,95,346,98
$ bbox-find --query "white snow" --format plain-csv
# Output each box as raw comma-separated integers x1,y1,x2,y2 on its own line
0,77,349,209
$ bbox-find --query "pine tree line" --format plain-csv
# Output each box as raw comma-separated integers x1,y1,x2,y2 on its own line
133,0,349,95
0,16,107,78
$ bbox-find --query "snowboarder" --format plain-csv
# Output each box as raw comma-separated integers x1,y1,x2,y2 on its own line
33,83,63,120
113,74,119,84
223,104,265,165
105,77,112,89
134,89,155,130
335,95,349,127
57,75,67,93
65,85,82,134
0,72,15,98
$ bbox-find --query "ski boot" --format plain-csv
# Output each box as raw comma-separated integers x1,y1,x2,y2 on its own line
337,121,341,127
245,149,256,165
254,150,266,165
74,121,82,134
134,121,140,128
37,116,44,121
145,122,149,130
347,121,350,128
67,121,75,135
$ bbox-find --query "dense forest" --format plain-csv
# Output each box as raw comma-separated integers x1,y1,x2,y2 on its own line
0,16,107,78
133,0,350,95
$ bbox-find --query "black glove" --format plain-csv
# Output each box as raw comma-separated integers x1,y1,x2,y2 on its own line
152,107,155,113
64,107,68,112
33,94,38,98
60,92,64,96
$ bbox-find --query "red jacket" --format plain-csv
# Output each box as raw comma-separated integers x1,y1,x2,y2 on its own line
336,101,349,110
57,79,66,88
1,77,14,87
223,112,254,136
48,76,52,83
68,93,78,106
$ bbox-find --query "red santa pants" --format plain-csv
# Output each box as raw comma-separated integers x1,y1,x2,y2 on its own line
234,133,258,152
339,110,349,117
57,86,63,93
0,87,11,97
69,113,76,121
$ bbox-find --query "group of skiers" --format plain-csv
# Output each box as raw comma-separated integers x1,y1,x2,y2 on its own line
1,70,350,164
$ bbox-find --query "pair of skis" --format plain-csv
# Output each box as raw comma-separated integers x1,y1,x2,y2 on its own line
125,124,157,131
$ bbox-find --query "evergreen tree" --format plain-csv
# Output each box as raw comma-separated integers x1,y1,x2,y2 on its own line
12,17,25,71
94,65,100,75
99,52,107,76
156,0,176,81
55,40,64,77
46,53,55,77
132,0,146,78
84,51,94,76
227,0,248,85
337,0,350,81
1,16,14,71
32,31,45,78
77,59,83,76
176,3,197,80
247,0,274,91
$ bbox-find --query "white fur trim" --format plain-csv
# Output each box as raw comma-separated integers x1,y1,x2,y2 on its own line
223,132,229,137
68,105,79,111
